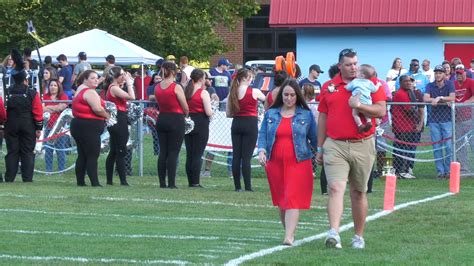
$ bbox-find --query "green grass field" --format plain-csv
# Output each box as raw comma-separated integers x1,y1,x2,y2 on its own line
0,170,473,265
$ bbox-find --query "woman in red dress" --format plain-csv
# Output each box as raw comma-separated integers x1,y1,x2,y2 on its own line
258,79,317,245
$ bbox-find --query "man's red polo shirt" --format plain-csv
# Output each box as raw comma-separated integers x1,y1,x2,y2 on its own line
318,73,387,140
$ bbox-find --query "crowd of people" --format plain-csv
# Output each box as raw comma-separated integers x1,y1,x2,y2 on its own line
1,46,474,249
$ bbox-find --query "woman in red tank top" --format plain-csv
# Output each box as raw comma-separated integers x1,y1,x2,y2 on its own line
183,69,213,188
104,66,135,186
154,61,189,188
226,68,266,192
42,79,69,173
71,70,110,187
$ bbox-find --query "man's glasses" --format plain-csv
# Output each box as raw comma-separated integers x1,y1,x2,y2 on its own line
338,48,356,61
410,64,419,67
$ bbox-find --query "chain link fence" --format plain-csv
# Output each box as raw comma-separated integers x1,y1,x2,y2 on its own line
378,102,473,179
0,100,473,180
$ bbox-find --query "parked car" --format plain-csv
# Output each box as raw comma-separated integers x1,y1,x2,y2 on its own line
244,60,275,73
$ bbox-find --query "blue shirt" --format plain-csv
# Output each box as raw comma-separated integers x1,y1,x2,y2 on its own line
425,80,455,123
299,78,321,90
58,65,73,92
258,106,317,162
346,78,377,105
395,71,429,93
209,67,231,100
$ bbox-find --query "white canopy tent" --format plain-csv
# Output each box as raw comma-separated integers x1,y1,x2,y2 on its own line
32,28,161,177
32,28,162,65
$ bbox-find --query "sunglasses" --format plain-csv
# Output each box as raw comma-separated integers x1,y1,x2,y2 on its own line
410,64,419,67
338,48,356,61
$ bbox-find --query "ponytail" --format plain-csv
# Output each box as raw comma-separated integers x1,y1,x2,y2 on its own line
227,68,251,116
184,68,205,100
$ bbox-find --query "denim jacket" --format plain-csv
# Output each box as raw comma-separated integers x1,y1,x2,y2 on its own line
257,106,317,162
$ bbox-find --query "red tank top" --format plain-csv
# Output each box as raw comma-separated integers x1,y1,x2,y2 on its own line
154,82,184,114
235,87,257,117
106,85,127,112
43,93,69,129
72,88,106,120
188,89,204,113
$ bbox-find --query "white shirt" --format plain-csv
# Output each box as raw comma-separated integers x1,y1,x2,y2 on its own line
422,68,435,82
386,68,407,81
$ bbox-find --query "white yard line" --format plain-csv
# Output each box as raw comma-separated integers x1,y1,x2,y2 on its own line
0,193,373,212
0,229,277,242
225,192,454,266
0,254,188,265
0,208,325,226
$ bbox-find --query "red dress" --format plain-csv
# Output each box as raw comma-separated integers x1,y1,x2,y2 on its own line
265,117,313,210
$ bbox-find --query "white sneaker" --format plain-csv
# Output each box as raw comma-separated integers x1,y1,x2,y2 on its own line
408,168,414,175
325,228,342,249
400,172,416,179
201,170,211,178
351,235,365,249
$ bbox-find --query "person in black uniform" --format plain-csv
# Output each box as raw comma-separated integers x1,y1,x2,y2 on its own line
4,49,43,182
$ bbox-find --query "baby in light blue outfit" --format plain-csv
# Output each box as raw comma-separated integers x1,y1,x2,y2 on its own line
346,64,379,132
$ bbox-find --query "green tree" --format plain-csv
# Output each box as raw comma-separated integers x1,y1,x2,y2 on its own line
0,0,259,61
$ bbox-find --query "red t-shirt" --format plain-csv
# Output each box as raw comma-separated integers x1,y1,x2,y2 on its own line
154,82,184,114
106,85,128,112
454,78,474,121
43,93,69,129
188,89,205,114
72,88,106,120
235,87,257,117
318,73,387,139
134,76,152,100
391,88,424,133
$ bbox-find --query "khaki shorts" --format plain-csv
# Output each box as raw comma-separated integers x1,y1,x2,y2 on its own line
323,137,376,192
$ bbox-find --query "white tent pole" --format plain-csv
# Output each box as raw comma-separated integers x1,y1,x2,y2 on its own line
138,64,145,176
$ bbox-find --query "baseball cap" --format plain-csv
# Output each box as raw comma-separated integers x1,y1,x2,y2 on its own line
399,74,415,82
105,54,115,63
309,64,324,73
218,58,232,67
455,64,465,74
78,51,87,60
433,65,445,73
166,55,176,61
155,58,164,67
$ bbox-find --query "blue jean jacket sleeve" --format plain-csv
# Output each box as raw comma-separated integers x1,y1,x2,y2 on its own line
257,111,269,153
308,110,317,151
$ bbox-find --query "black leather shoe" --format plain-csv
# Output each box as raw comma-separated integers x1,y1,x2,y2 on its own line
190,184,204,188
168,185,178,189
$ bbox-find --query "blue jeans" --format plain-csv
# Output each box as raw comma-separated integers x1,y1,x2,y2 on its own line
429,122,452,175
44,128,68,172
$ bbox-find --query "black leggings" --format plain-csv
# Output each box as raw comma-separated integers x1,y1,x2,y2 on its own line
106,111,129,185
71,118,104,186
156,113,185,188
231,116,258,190
184,113,209,186
4,118,36,182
